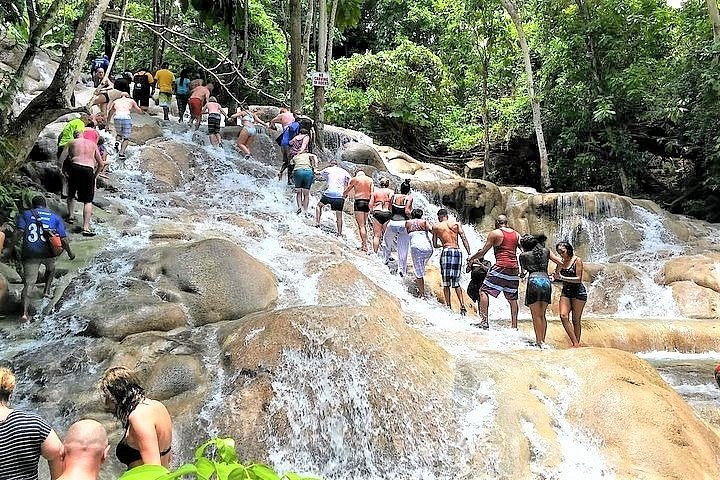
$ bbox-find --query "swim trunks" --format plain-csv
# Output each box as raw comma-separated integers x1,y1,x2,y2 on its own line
67,163,95,203
354,199,370,213
207,113,221,134
293,168,314,190
481,264,519,300
244,126,257,136
113,117,132,139
158,92,172,107
189,97,203,119
440,247,463,288
525,272,552,306
372,210,392,225
320,194,344,211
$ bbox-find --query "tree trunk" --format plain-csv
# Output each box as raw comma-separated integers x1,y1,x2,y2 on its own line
228,0,239,116
0,0,63,130
151,0,160,69
242,0,250,66
575,0,603,90
501,0,551,191
481,52,491,180
1,0,111,167
313,0,327,149
289,0,303,111
325,0,338,68
708,0,720,43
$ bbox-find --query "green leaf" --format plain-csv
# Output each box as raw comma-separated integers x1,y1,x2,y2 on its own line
246,464,281,480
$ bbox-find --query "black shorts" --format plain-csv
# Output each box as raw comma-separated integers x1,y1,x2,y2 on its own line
525,274,552,306
67,163,95,203
133,89,150,107
208,114,221,134
101,92,110,103
320,194,345,211
561,283,588,302
372,210,392,225
354,199,370,213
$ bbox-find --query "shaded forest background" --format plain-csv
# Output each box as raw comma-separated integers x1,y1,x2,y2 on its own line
2,0,720,220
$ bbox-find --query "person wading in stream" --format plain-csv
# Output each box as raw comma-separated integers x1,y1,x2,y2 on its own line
107,92,144,159
553,241,587,347
154,62,175,121
16,195,74,322
467,215,522,329
315,159,351,236
432,208,471,315
343,170,374,252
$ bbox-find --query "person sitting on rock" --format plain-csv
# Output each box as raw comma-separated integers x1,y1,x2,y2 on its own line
99,366,173,471
15,195,74,322
57,419,110,480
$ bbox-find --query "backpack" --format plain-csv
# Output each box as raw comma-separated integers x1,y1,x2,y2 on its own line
133,72,149,91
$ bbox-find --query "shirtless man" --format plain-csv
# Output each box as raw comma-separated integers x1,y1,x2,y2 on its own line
107,92,143,159
189,80,211,130
432,208,471,315
467,214,522,329
59,132,106,235
57,420,109,480
343,170,374,252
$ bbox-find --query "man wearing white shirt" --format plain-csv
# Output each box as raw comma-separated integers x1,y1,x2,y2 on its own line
315,159,351,237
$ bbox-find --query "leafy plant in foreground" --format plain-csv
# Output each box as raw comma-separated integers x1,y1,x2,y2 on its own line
157,437,320,480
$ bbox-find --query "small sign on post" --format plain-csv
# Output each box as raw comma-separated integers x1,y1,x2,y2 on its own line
312,71,331,87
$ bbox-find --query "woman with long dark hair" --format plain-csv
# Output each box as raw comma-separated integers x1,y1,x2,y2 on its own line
553,241,587,347
99,366,173,470
175,68,192,122
519,234,559,347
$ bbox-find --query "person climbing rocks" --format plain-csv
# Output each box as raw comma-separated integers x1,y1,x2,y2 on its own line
59,131,106,236
230,107,267,159
368,178,394,254
202,96,228,146
432,208,471,315
175,67,192,123
343,170,374,252
467,214,522,329
57,114,91,197
272,108,299,183
154,62,175,121
406,208,434,297
189,80,210,130
90,54,109,75
383,179,413,276
315,159,351,236
519,233,560,347
466,257,492,322
291,152,318,215
553,241,588,348
15,195,74,322
132,67,154,113
107,92,143,159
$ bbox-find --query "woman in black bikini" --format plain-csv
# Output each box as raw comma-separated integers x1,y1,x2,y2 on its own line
553,241,588,347
368,178,394,254
100,366,173,470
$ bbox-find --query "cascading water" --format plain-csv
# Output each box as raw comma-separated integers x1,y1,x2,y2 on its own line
15,122,719,478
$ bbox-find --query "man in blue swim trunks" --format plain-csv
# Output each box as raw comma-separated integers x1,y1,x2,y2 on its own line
432,208,471,315
107,93,143,159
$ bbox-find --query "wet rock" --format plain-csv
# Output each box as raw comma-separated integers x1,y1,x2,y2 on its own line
129,113,164,144
663,253,720,294
413,178,505,226
137,140,203,192
340,143,386,171
133,238,277,325
463,159,484,179
424,264,479,316
28,123,63,163
670,281,720,319
580,263,644,315
377,146,424,175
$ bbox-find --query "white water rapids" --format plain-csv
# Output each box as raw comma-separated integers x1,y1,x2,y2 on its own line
2,123,717,479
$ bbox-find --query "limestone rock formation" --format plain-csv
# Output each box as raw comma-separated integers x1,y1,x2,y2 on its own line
670,281,720,318
663,253,720,294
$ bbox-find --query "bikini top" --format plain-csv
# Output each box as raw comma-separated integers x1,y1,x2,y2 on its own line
391,195,409,220
116,421,171,467
560,258,577,278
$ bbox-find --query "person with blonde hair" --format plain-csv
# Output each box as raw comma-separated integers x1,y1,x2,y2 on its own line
99,366,173,470
57,419,109,480
0,367,64,479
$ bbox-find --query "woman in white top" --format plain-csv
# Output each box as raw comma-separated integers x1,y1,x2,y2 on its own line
405,208,433,297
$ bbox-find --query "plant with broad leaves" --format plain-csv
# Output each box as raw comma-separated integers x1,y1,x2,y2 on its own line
155,438,320,480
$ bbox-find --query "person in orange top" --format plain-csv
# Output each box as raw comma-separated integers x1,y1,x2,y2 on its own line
188,80,210,130
154,62,175,120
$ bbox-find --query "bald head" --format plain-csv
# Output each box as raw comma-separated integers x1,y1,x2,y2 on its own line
496,215,509,228
64,419,108,458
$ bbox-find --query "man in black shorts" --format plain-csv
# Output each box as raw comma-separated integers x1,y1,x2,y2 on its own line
343,170,374,251
59,132,106,235
132,68,154,112
315,159,351,237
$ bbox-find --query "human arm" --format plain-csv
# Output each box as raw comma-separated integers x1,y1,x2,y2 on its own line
129,413,163,466
555,257,584,283
404,195,414,218
457,224,471,256
343,178,356,197
548,249,563,265
41,429,64,480
467,231,497,264
132,100,144,114
94,147,106,174
518,254,527,278
61,237,74,260
431,227,442,249
252,112,268,127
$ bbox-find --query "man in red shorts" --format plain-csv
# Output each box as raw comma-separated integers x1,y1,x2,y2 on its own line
188,80,210,131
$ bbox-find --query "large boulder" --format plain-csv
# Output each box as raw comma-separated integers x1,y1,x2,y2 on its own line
340,142,386,171
133,238,277,325
137,140,202,191
413,178,505,226
670,281,720,319
663,253,720,294
128,113,164,144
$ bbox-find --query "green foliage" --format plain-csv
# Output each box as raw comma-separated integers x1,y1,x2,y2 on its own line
157,437,319,480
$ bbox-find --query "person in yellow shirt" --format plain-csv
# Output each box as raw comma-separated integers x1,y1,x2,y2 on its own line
154,62,175,121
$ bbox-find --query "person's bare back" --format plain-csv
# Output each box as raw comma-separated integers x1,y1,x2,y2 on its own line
69,138,101,168
348,173,373,200
190,85,210,102
110,96,139,117
433,220,461,248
